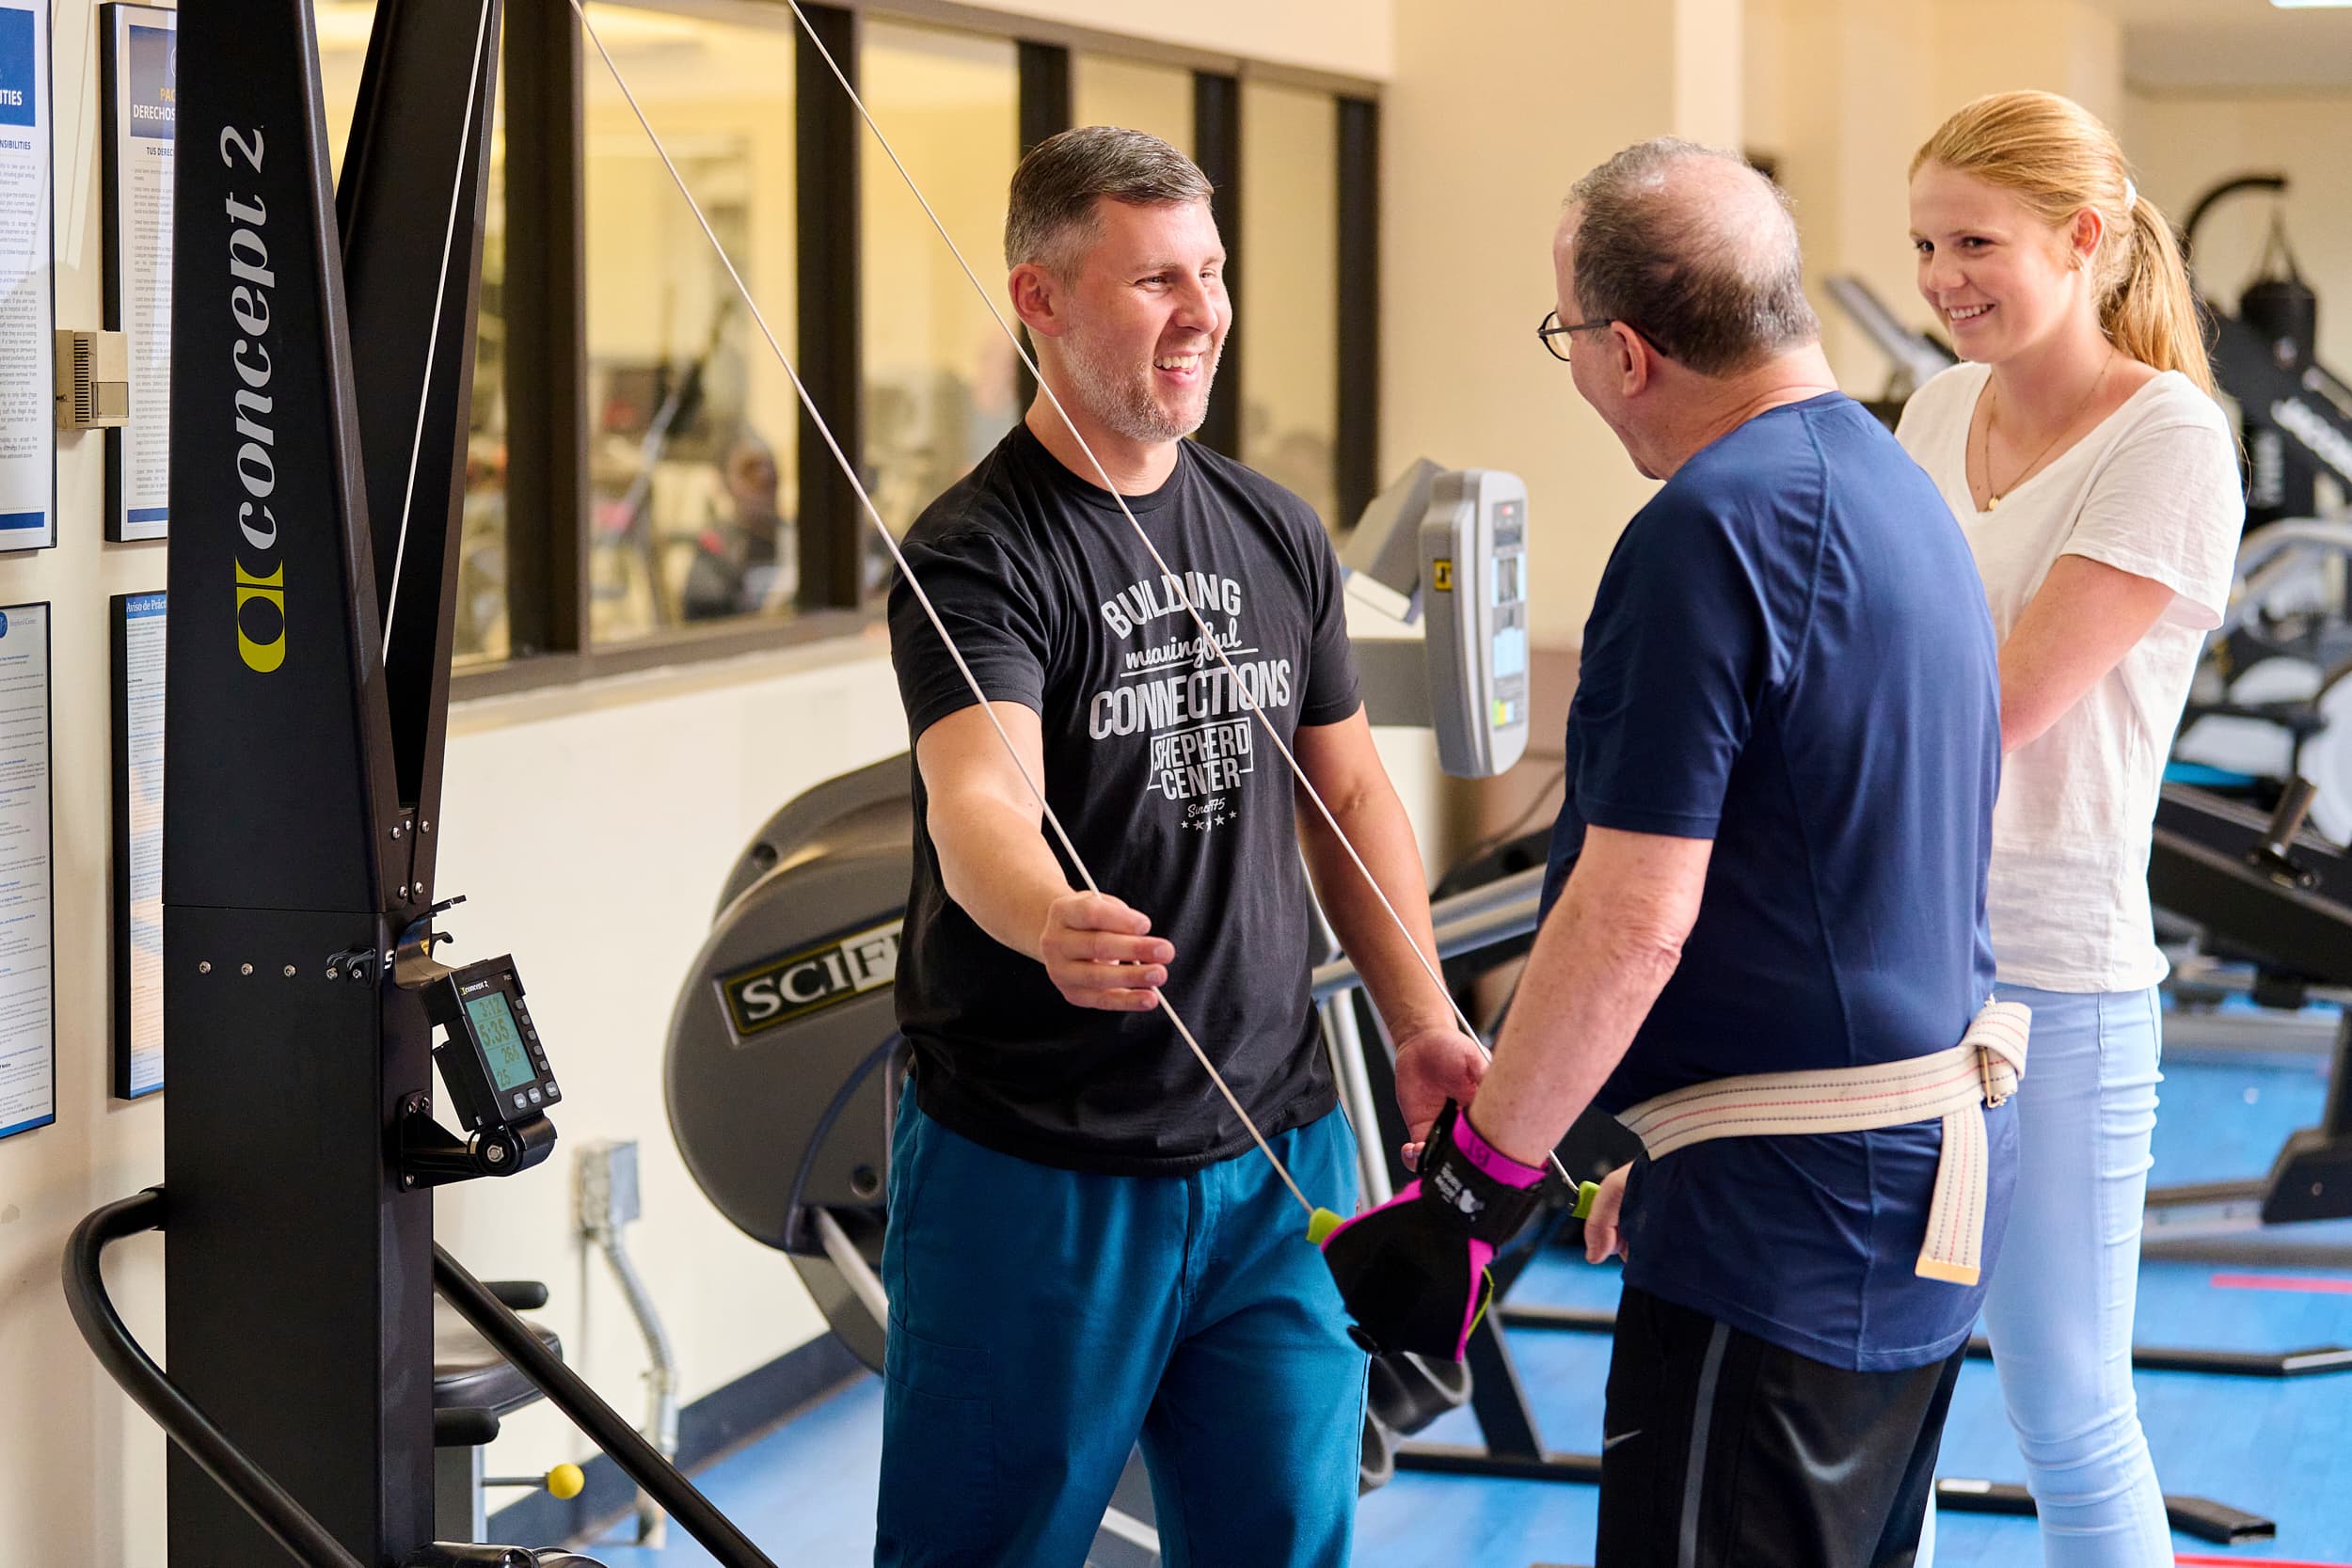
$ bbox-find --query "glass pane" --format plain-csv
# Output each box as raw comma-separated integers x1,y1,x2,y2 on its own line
1238,80,1339,531
316,1,512,663
1072,54,1192,157
583,3,799,644
859,21,1021,589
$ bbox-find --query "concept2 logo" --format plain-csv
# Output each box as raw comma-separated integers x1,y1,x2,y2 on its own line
221,123,286,673
720,920,902,1041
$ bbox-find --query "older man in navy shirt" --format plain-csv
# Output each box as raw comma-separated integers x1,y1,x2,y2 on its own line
1343,140,2014,1568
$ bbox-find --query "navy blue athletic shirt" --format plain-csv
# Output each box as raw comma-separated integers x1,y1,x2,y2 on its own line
1539,392,2008,1371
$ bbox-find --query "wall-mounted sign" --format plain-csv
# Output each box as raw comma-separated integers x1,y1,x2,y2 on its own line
113,592,165,1098
102,5,173,542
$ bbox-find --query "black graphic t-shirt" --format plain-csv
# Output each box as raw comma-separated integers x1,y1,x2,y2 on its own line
887,422,1361,1175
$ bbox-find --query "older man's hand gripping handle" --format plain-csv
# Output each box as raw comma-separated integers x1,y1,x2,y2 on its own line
1313,1101,1598,1360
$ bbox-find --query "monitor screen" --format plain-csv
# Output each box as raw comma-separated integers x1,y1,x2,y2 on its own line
464,990,537,1096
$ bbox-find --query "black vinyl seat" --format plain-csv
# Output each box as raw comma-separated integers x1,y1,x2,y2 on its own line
433,1297,562,1418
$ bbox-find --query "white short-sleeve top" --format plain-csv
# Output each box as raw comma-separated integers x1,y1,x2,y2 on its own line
1896,360,2244,992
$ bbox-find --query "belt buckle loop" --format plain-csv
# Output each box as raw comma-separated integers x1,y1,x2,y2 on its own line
1976,1040,2016,1108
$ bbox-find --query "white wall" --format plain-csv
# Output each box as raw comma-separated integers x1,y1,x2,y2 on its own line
1382,0,1743,650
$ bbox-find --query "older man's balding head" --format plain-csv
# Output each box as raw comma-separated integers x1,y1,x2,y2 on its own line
1558,139,1819,376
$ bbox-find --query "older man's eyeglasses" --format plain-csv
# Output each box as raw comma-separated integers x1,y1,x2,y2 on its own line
1537,309,1613,363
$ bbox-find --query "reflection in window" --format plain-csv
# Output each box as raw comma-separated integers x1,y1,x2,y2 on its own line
583,3,798,644
1072,54,1191,156
1239,80,1339,531
860,21,1021,582
317,0,511,662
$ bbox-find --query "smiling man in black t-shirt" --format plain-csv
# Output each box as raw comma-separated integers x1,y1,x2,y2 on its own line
876,127,1477,1568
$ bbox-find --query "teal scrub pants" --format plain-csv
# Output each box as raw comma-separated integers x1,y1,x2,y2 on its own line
874,1088,1367,1568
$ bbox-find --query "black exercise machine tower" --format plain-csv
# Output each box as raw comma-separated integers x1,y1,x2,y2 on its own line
64,5,780,1565
157,0,500,1556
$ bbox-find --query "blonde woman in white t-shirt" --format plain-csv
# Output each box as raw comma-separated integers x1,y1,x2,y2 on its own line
1897,91,2243,1568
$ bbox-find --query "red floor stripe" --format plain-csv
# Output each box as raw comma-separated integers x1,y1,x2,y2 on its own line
2209,1272,2352,1295
2176,1558,2352,1566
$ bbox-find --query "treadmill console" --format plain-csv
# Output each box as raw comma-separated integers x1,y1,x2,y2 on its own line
1420,470,1532,777
425,955,562,1132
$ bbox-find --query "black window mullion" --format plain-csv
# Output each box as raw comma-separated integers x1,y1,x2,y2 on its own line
1013,42,1072,414
1017,41,1071,156
796,3,864,610
1335,95,1379,532
1192,71,1241,458
501,0,587,656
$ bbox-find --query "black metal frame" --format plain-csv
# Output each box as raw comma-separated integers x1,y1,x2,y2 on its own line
2144,784,2352,1247
1011,40,1072,415
501,0,588,658
1335,94,1380,531
794,1,864,612
1190,70,1242,458
2184,172,2352,531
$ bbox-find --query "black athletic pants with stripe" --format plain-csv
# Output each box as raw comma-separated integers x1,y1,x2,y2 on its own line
1595,1285,1963,1568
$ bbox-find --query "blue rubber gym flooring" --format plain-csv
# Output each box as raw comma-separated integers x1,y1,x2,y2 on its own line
580,1040,2352,1566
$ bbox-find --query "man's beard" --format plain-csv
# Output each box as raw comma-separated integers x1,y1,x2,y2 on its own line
1058,324,1223,444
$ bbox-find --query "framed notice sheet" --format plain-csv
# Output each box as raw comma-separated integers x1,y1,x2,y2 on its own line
0,602,53,1137
102,6,172,542
0,0,49,553
113,592,164,1098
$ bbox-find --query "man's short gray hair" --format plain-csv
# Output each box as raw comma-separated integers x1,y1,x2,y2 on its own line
1005,126,1214,277
1565,139,1820,375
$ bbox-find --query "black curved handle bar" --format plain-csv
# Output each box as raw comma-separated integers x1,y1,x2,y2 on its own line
63,1189,371,1568
67,1188,784,1568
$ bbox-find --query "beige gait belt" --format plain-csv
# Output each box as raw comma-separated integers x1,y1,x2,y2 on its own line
1616,1001,2031,1287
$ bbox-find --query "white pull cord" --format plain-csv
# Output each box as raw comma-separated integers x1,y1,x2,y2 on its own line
778,0,1573,1190
571,0,1312,1217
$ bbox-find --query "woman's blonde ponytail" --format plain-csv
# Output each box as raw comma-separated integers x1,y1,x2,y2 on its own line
2105,195,2216,396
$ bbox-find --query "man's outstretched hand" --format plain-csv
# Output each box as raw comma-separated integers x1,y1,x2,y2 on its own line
1039,892,1173,1011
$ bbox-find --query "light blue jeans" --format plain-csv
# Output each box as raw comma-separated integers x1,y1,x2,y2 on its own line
1923,982,2169,1568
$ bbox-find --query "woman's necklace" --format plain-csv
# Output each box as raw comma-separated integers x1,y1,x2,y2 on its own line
1978,350,2115,512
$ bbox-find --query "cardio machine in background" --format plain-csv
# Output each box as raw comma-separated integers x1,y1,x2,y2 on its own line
663,460,1552,1563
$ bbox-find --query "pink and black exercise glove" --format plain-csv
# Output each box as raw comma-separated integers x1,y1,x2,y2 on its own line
1312,1100,1578,1361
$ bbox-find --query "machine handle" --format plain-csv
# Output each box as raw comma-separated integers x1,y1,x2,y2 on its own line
2249,777,2324,891
62,1190,372,1568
